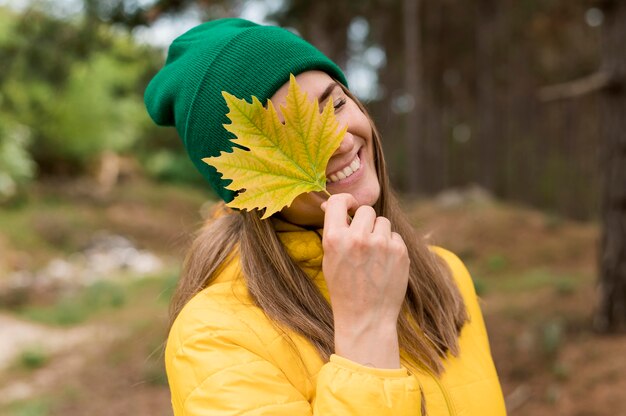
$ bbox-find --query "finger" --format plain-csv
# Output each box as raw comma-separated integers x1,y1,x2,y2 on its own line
391,232,408,252
391,232,404,243
323,193,360,236
349,205,377,235
373,216,392,238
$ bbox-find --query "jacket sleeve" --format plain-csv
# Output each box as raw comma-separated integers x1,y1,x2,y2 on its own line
167,308,310,415
314,354,422,414
431,246,492,349
166,307,422,415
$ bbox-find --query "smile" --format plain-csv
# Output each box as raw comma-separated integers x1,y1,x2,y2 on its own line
326,153,361,183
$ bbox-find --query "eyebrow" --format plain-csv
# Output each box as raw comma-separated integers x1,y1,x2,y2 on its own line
318,82,339,103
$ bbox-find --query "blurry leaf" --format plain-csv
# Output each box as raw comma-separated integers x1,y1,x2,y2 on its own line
203,74,345,219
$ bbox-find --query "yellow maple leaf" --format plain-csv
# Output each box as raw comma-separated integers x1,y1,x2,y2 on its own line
203,74,347,219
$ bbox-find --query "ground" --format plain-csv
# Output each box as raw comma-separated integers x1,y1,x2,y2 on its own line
0,179,623,415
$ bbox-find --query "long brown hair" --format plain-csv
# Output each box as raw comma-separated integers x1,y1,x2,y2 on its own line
169,85,468,379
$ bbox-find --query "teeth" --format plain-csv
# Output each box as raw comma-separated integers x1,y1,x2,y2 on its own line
327,154,361,183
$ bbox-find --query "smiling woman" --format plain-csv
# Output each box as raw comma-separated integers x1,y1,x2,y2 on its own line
272,72,381,227
144,18,507,416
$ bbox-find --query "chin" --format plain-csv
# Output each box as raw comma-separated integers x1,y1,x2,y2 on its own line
353,185,381,208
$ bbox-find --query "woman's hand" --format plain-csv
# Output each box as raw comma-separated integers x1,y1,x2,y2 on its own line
321,193,410,368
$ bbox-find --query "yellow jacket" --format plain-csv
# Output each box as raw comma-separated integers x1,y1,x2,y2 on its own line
166,220,507,415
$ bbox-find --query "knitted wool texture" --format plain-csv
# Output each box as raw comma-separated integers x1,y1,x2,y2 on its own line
144,18,348,202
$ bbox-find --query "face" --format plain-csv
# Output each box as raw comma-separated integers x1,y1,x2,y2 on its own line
270,71,381,227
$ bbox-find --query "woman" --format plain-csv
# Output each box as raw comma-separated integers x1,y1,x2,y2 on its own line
145,18,507,416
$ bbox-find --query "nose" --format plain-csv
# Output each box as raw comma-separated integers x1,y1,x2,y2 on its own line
334,131,355,155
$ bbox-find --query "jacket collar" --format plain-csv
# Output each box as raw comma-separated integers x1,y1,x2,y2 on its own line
270,217,331,300
270,217,324,275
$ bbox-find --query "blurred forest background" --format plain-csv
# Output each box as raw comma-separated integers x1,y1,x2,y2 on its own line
0,0,625,415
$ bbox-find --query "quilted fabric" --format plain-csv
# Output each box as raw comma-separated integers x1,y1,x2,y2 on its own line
165,218,507,415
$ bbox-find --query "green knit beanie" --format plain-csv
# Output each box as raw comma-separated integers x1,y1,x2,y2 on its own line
144,18,348,202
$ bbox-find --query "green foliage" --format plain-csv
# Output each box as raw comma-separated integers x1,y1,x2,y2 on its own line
0,7,17,43
21,299,90,326
0,7,167,177
17,345,49,370
37,51,149,164
486,254,509,272
0,118,35,201
4,398,51,416
87,280,127,308
143,149,206,185
487,269,588,294
19,281,127,326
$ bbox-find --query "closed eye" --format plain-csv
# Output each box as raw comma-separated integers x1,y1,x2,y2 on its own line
333,98,346,111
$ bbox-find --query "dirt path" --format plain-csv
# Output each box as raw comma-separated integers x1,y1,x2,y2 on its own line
0,313,121,404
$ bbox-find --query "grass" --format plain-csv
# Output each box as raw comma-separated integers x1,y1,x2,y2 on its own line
485,253,509,272
16,345,49,370
471,267,592,295
17,280,127,326
2,398,52,416
16,270,178,327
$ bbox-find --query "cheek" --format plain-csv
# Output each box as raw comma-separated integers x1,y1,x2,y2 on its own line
365,174,381,204
365,148,381,201
355,116,376,160
351,159,380,207
279,192,325,226
290,194,313,210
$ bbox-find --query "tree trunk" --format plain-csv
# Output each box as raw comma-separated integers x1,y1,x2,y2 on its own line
475,0,498,192
369,5,405,187
425,1,446,191
402,0,423,195
595,0,626,333
274,0,351,69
